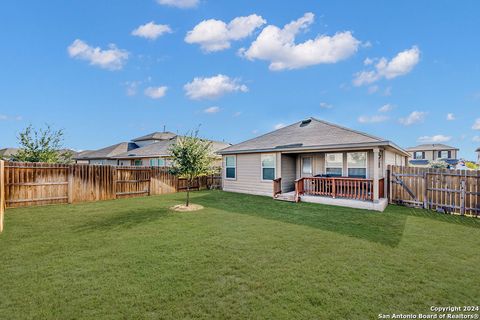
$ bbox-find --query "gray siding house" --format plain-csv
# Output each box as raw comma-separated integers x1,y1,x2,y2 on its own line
406,144,459,167
218,118,409,211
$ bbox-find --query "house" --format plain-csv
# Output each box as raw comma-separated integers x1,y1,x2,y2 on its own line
218,118,409,211
0,148,19,160
75,132,230,167
406,144,459,167
476,148,480,164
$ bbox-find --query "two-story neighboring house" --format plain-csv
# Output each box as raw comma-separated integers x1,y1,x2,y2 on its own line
476,147,480,164
75,131,230,167
406,144,459,167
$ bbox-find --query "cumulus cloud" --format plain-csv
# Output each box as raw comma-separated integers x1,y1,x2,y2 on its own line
417,135,452,143
378,104,393,112
132,22,172,40
144,86,168,99
353,46,420,86
399,111,427,126
473,136,480,142
157,0,198,8
204,106,220,114
446,113,455,121
357,115,389,124
472,118,480,130
184,74,248,100
274,123,286,130
185,14,266,52
240,12,360,71
68,39,129,70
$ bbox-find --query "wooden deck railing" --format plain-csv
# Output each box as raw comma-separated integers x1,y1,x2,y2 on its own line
273,178,282,197
295,177,376,202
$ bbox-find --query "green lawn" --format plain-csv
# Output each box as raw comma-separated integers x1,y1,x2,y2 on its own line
1,191,479,319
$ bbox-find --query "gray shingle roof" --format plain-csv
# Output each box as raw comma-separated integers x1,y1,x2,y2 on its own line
113,137,231,158
76,142,138,159
406,144,459,152
476,147,480,152
219,118,406,154
132,132,177,142
0,148,19,158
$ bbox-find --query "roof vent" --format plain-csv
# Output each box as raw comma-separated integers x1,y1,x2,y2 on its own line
300,119,312,127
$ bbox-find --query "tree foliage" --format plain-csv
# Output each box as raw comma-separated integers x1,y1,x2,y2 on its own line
428,160,449,169
169,131,215,206
13,124,73,163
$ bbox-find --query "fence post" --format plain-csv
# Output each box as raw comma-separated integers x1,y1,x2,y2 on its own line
67,165,74,204
460,179,466,216
0,160,5,233
423,171,428,209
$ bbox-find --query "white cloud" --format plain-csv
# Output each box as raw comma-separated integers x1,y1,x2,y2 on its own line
233,111,242,117
446,113,455,121
204,106,220,114
0,114,22,121
417,135,452,143
399,111,427,126
185,14,266,52
240,12,360,71
0,114,7,120
274,123,286,130
473,136,480,142
383,86,392,96
157,0,198,8
319,102,333,109
472,118,480,130
144,86,168,99
353,46,420,86
378,104,393,112
67,39,129,70
364,57,374,65
357,115,389,124
184,74,248,100
125,81,140,96
132,22,172,40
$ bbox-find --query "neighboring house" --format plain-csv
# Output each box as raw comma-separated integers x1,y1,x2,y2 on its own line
476,148,480,164
0,148,19,160
406,144,459,167
75,132,230,167
218,118,409,211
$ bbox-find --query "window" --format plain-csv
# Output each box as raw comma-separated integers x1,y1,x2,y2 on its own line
347,152,367,178
261,154,276,181
302,157,313,174
134,160,143,166
325,153,343,177
150,158,166,167
414,152,424,160
439,150,450,159
225,156,236,179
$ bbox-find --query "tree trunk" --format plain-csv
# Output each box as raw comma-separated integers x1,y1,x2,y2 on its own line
186,180,190,207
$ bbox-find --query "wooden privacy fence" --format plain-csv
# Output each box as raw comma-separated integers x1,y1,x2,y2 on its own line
388,165,480,217
2,161,221,209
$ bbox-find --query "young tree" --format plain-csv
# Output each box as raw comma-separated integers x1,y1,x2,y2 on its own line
13,124,73,163
169,131,215,207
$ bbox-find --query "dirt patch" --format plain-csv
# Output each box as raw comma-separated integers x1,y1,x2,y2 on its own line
170,204,204,212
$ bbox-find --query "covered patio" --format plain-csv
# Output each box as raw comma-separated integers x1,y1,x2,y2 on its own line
273,148,388,211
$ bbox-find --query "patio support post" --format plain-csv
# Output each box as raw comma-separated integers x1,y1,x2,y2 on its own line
373,148,380,202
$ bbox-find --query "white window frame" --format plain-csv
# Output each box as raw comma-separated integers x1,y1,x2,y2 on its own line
261,153,276,182
413,152,424,160
439,150,449,159
325,153,344,177
302,156,313,175
225,155,236,180
346,152,368,179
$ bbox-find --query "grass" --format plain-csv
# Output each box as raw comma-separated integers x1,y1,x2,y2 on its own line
1,190,479,319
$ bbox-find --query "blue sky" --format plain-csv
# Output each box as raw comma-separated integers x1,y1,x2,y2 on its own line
1,0,479,159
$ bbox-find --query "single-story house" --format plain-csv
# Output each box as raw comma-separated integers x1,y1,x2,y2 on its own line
406,144,459,167
218,118,410,211
75,131,230,167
